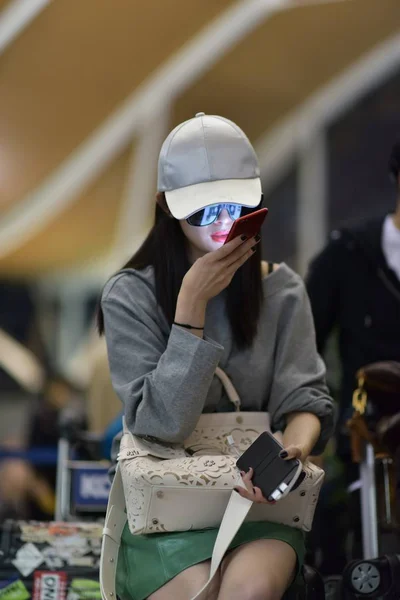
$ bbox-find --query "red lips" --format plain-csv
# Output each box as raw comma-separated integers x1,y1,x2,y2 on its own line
211,230,230,242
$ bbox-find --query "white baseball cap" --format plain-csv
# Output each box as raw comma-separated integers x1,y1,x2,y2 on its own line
157,112,262,220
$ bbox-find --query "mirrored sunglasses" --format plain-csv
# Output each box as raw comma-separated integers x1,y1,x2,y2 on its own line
186,203,243,227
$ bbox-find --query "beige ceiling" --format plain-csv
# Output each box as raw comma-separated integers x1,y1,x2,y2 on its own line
0,0,234,214
0,0,399,278
0,147,135,277
0,1,13,11
173,0,400,139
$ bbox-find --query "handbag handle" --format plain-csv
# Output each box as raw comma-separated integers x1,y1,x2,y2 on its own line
215,367,241,411
120,368,242,436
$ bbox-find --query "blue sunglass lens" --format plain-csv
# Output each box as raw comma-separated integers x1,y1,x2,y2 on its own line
187,204,243,226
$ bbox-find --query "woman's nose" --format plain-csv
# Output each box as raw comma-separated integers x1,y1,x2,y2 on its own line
215,208,232,225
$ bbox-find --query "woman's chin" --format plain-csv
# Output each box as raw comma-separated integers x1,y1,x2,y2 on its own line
186,237,225,259
199,240,223,253
210,237,227,248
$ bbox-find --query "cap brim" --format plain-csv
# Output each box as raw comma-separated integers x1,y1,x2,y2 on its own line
165,178,262,220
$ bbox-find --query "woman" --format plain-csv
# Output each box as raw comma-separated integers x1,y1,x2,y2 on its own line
99,113,334,600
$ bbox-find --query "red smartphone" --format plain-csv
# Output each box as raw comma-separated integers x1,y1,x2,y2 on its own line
224,208,268,245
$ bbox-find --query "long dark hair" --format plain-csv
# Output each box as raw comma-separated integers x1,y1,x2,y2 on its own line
97,203,263,349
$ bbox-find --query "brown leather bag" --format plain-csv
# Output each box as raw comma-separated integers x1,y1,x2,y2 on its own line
356,361,400,415
347,361,400,462
377,413,400,456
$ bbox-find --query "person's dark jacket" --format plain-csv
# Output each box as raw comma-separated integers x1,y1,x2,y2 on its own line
306,215,400,432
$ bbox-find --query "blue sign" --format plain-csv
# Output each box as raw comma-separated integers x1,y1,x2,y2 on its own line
72,467,110,509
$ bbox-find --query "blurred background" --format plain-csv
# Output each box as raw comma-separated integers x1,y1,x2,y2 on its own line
0,0,399,574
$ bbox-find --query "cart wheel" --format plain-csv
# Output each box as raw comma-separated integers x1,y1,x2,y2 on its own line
349,562,380,594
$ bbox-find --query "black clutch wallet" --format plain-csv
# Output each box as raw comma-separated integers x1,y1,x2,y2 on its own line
236,431,304,501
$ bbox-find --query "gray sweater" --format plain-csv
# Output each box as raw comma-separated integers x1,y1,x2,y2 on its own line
102,263,335,455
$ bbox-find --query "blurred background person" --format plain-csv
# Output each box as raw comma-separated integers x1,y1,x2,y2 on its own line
0,364,84,521
306,140,400,452
305,141,400,571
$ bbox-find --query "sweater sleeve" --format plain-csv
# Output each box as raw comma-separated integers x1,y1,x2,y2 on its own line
268,274,335,455
101,272,223,443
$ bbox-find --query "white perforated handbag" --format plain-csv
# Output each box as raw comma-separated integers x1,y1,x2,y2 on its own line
100,368,324,600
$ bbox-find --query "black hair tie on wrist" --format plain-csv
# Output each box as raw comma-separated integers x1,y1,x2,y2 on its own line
173,321,204,330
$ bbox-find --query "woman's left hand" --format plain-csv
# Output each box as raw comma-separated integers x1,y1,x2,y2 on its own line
234,467,271,503
234,468,272,503
234,444,304,503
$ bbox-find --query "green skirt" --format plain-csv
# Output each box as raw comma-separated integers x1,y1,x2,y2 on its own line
116,521,306,600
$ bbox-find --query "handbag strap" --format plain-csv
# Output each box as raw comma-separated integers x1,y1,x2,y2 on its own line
100,467,127,600
100,467,253,600
100,462,304,600
99,465,127,600
190,490,253,599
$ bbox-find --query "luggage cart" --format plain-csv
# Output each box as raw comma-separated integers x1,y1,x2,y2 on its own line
346,432,400,599
55,412,111,522
0,519,103,598
359,442,380,560
348,377,400,560
337,440,400,598
347,443,398,559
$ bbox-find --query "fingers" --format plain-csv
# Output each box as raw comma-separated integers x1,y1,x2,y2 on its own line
253,486,269,503
234,468,276,504
223,237,260,278
239,467,254,492
234,485,276,504
226,246,256,275
235,485,254,500
234,467,254,500
212,234,259,266
225,235,260,266
235,470,255,501
212,233,249,259
279,445,302,461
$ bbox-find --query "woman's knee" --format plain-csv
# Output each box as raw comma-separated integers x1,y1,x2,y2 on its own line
220,576,283,600
148,561,219,600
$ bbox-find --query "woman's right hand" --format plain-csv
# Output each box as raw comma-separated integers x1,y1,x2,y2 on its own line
181,235,260,304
